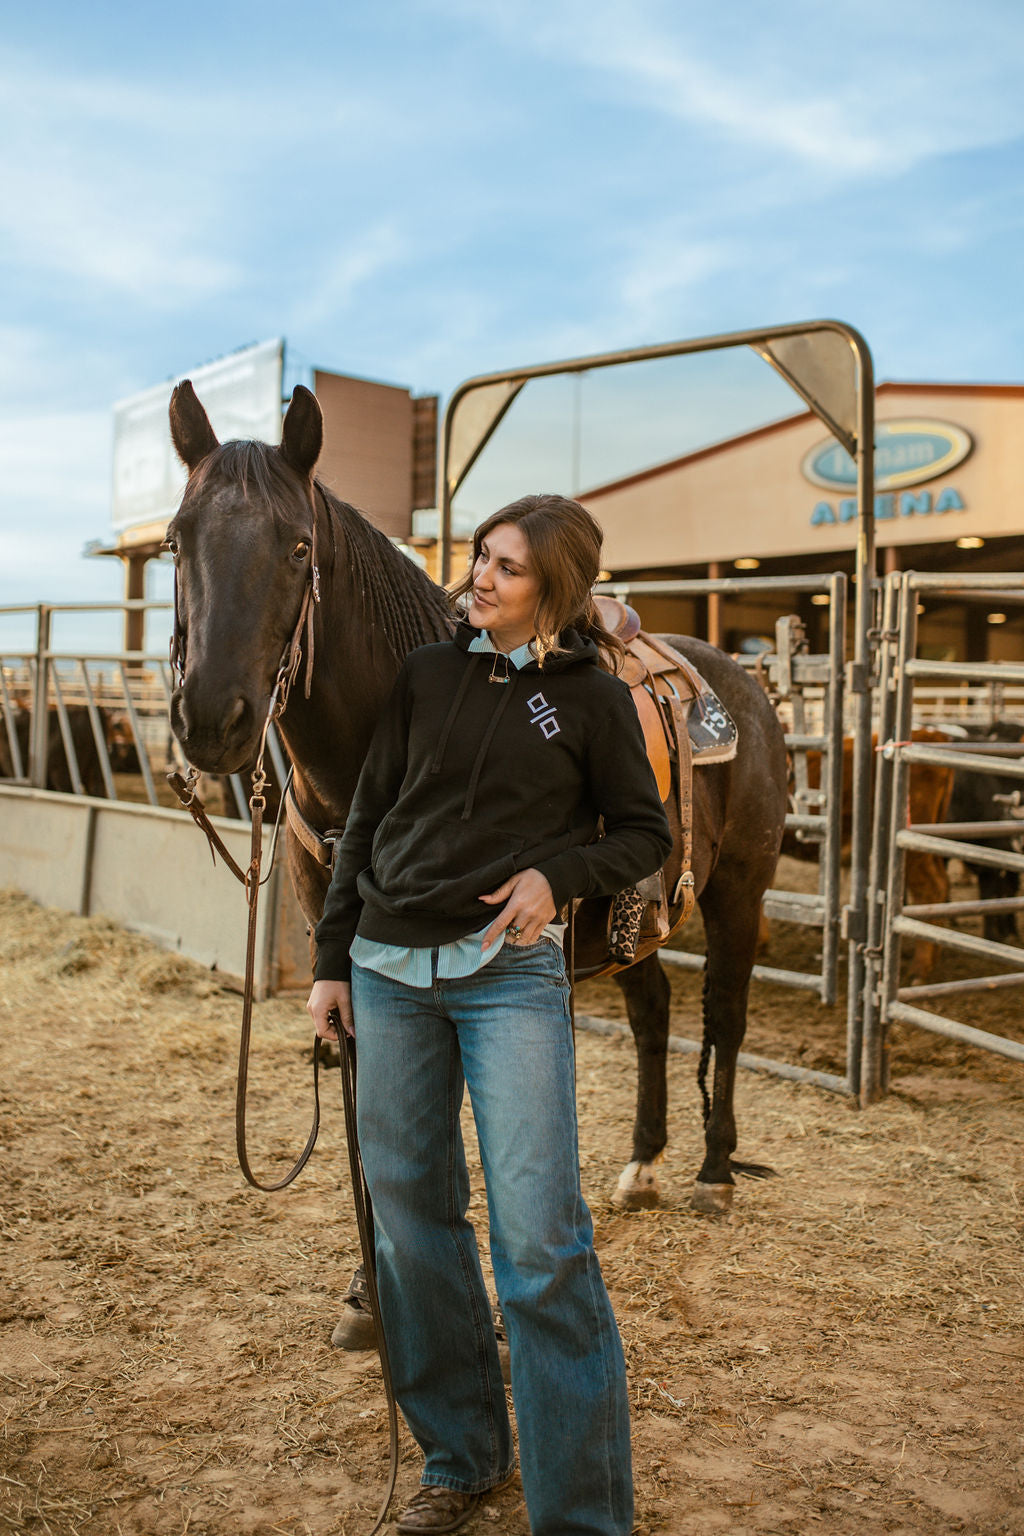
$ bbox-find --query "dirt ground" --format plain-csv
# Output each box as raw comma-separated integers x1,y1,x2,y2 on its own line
2,871,1022,1536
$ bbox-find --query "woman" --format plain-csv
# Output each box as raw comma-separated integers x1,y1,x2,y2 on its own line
307,494,671,1536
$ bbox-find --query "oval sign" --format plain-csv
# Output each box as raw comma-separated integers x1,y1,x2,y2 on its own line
801,418,973,492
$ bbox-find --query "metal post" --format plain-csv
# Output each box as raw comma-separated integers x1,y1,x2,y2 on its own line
78,661,117,800
29,605,51,789
707,562,724,647
819,572,847,1007
124,554,146,661
844,342,876,1099
859,572,900,1102
116,660,157,804
0,662,26,779
50,670,85,795
877,574,920,1083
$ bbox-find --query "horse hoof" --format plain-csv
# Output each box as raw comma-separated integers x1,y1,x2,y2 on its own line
330,1302,377,1351
691,1181,734,1215
613,1160,661,1210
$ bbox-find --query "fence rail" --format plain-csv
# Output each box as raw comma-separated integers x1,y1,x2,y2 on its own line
0,599,286,817
7,573,1024,1101
860,570,1024,1099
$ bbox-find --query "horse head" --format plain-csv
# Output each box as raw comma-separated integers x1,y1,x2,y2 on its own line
166,381,323,774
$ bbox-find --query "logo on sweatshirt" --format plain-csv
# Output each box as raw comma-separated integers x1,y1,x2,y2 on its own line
527,692,560,740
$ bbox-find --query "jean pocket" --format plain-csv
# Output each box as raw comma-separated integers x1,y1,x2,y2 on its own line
499,938,568,989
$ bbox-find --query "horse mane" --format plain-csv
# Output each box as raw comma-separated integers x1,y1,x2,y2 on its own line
188,440,454,662
316,480,455,660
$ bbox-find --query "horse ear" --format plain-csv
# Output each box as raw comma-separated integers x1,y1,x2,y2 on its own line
280,386,323,481
170,380,219,472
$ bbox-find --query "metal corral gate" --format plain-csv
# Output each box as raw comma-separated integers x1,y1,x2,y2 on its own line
439,321,879,1098
598,572,851,1097
0,600,307,992
860,571,1024,1100
0,599,289,810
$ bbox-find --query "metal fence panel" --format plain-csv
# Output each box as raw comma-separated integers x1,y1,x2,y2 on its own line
595,570,856,1095
862,571,1024,1098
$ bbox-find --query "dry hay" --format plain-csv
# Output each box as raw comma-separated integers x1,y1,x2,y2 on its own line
1,885,1022,1535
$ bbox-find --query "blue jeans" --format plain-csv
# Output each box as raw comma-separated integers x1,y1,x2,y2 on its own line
351,940,633,1536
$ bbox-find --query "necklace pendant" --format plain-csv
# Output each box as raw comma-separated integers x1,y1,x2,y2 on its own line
488,653,513,684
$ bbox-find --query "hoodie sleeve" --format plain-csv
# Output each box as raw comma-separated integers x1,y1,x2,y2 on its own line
313,665,412,980
535,681,673,910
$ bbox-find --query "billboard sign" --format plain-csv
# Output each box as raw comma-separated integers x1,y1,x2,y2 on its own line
111,339,284,534
801,417,973,492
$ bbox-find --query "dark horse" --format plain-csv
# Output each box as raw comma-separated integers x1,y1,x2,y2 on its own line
166,382,787,1215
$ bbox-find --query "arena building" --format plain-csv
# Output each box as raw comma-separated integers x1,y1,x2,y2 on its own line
95,345,1023,667
576,382,1024,663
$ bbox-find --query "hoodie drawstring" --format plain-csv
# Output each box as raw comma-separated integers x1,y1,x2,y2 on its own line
461,676,516,821
429,663,477,775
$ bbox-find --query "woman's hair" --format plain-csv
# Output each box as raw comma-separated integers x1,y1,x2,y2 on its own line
449,493,624,671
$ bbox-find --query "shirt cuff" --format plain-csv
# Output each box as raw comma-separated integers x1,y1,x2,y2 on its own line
313,936,353,982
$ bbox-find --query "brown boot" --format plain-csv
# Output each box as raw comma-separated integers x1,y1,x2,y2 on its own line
330,1265,376,1351
395,1486,478,1533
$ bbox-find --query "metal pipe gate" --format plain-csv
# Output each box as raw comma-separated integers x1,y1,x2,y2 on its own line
861,571,1024,1100
0,600,289,814
440,320,878,1098
595,571,852,1093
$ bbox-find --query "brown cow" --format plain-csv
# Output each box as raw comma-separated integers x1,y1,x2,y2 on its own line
785,730,954,978
0,704,109,797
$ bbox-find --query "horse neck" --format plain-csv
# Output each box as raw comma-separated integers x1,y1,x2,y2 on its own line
276,498,450,824
276,630,398,826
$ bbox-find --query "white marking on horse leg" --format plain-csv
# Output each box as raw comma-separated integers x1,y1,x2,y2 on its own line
613,1159,661,1210
691,1181,734,1215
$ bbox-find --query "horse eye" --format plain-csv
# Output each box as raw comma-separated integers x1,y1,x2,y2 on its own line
292,540,311,560
164,537,179,558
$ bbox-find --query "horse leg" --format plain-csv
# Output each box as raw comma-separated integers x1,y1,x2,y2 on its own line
980,866,1018,944
611,953,671,1209
691,879,770,1216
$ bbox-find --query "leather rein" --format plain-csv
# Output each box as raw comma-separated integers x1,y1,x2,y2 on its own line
166,488,399,1536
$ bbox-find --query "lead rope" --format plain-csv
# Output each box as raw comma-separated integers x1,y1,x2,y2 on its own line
169,509,399,1530
338,1025,400,1534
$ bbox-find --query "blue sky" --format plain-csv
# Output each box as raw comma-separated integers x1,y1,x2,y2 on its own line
1,0,1023,641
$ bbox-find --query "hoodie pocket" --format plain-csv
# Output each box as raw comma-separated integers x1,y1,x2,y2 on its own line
371,815,527,908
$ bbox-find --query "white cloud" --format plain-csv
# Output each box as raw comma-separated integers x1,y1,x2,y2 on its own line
0,409,111,541
0,407,124,619
615,234,736,336
285,223,412,332
434,0,1024,179
0,49,254,303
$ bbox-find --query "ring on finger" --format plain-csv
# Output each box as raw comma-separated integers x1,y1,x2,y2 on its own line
506,923,523,940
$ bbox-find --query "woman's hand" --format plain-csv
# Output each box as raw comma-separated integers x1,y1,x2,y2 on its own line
479,868,557,949
306,978,354,1040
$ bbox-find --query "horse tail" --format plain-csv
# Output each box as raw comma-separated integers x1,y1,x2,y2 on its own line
730,1159,776,1180
698,958,777,1181
696,961,712,1128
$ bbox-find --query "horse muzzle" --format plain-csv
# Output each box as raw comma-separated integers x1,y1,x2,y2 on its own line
170,684,260,775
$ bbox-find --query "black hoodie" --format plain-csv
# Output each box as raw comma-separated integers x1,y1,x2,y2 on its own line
314,623,672,980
